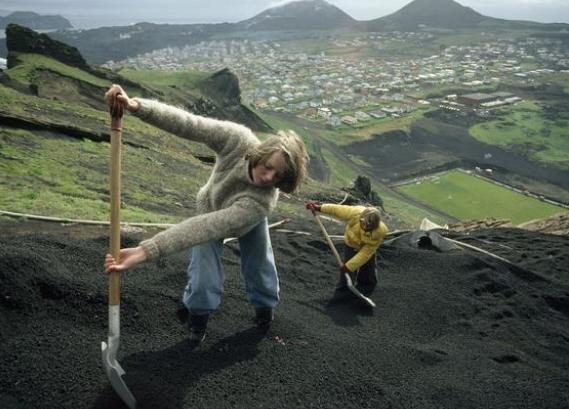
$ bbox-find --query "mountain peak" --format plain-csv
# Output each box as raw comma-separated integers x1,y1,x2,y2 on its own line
237,0,356,31
370,0,486,30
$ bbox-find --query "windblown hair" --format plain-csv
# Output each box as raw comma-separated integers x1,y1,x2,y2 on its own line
247,130,308,193
360,207,381,231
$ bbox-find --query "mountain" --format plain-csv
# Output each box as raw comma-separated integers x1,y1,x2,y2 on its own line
0,11,72,30
367,0,487,31
236,0,357,31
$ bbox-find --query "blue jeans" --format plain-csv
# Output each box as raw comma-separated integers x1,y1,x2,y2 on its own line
182,218,279,315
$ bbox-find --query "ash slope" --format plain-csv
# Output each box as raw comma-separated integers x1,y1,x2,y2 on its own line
0,220,568,409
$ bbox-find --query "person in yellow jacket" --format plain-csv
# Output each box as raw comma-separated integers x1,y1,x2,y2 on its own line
306,201,389,298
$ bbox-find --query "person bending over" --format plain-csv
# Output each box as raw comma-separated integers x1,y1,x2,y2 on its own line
104,84,308,346
306,202,388,300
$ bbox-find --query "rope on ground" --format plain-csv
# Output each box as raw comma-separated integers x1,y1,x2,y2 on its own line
443,237,515,266
0,209,175,228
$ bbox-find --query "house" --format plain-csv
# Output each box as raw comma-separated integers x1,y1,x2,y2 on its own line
369,110,387,119
317,107,332,119
355,111,371,121
327,115,342,127
341,116,358,126
458,93,495,106
381,106,403,116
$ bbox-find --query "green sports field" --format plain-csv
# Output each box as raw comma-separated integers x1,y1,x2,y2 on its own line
396,170,566,225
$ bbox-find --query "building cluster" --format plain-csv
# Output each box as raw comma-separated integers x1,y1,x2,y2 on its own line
440,91,522,111
104,31,569,127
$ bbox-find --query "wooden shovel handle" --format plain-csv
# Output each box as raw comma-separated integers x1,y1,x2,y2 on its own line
312,212,343,267
109,104,123,306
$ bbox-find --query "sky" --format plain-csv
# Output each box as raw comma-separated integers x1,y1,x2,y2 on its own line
0,0,568,28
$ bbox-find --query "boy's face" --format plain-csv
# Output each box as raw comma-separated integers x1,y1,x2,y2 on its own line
360,218,374,232
251,151,286,188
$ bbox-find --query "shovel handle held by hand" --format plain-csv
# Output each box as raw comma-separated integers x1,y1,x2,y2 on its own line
312,212,343,267
109,96,123,306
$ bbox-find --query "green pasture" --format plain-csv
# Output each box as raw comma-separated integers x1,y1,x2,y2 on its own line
396,170,566,225
118,68,209,88
469,100,569,170
6,53,109,87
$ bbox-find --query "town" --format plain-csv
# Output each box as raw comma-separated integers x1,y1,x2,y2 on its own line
104,31,569,127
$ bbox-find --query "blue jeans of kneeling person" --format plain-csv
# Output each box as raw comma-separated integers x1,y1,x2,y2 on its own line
183,218,279,315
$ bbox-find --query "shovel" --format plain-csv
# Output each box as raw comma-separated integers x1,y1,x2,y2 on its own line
101,96,136,408
311,212,376,308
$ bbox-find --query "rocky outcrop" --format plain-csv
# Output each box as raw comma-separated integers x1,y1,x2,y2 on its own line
196,68,272,133
200,68,242,105
5,24,87,70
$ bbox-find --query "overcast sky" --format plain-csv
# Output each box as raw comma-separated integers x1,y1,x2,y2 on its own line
1,0,568,28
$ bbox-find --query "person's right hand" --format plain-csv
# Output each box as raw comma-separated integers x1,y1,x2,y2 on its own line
104,246,147,273
305,200,321,212
104,84,140,113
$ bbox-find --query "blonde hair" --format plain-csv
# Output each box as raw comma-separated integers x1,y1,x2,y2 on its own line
360,207,381,231
247,130,308,193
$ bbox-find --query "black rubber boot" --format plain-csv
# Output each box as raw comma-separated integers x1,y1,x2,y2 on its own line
176,303,189,324
254,307,274,333
188,312,209,347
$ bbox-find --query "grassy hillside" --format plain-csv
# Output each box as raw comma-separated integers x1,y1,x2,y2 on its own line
469,101,569,171
3,52,420,231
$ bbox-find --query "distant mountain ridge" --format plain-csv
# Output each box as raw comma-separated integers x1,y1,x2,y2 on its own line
2,0,568,64
0,11,72,30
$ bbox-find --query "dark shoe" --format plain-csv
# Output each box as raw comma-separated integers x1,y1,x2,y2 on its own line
255,307,274,333
176,304,189,324
188,312,209,347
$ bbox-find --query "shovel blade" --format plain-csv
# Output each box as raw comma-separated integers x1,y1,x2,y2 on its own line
345,273,376,308
102,339,136,409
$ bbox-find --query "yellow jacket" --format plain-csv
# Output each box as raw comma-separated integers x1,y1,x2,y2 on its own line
320,204,388,272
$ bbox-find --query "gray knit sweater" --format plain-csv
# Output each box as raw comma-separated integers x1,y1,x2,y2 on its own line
132,98,279,261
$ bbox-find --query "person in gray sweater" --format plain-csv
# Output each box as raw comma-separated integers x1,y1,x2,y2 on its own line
103,84,308,346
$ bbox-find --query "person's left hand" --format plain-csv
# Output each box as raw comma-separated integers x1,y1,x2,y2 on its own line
104,246,147,273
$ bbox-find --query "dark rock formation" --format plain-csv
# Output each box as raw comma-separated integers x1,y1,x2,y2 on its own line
343,175,385,210
5,23,87,70
200,68,242,105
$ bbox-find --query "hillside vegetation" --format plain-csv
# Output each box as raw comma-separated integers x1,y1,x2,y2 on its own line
1,49,444,230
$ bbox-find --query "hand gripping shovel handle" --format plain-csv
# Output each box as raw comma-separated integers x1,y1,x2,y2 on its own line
311,211,376,308
101,96,136,409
